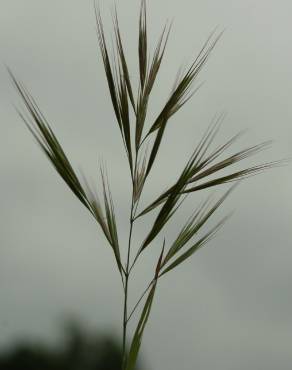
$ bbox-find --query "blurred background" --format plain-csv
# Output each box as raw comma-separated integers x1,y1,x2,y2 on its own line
0,0,291,369
0,320,143,370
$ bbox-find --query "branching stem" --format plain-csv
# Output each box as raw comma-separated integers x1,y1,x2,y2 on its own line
126,279,154,324
122,199,134,369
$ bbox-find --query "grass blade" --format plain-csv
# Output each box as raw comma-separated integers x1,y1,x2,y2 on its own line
100,166,122,273
138,0,147,90
139,161,193,252
9,68,123,273
136,120,275,219
113,8,136,113
160,215,230,276
182,162,278,193
125,282,157,370
147,31,223,135
163,185,236,265
136,116,223,217
95,4,133,174
133,149,148,204
115,61,133,174
135,23,171,151
144,119,166,177
8,69,91,211
95,5,122,130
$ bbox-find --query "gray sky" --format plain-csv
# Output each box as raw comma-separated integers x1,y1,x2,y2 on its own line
0,1,291,369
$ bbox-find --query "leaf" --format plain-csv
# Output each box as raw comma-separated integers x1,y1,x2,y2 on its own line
135,23,171,150
125,238,166,370
81,175,111,238
8,68,91,211
160,214,230,276
133,149,148,204
144,99,221,190
136,118,274,219
137,32,222,178
162,196,212,265
147,31,223,135
136,115,223,217
94,5,122,130
163,185,236,266
144,24,171,98
100,166,122,273
115,61,133,173
144,118,167,177
95,4,133,173
138,0,147,90
139,161,193,253
113,8,136,113
188,141,271,184
125,282,157,370
155,239,166,277
134,192,167,220
182,162,277,193
9,68,123,273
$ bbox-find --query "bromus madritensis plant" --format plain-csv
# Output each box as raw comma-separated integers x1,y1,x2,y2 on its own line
9,1,282,369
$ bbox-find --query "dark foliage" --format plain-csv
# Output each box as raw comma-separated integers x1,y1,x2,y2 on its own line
0,324,143,370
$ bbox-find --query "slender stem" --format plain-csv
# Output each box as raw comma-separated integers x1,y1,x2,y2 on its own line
122,151,138,369
126,279,154,324
122,274,128,368
122,201,134,369
129,248,141,274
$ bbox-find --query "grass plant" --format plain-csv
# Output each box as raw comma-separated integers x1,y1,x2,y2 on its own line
9,1,281,369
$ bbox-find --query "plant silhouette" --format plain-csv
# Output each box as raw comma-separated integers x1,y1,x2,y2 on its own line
8,0,281,369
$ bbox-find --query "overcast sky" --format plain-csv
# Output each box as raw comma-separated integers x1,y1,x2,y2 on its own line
0,1,292,369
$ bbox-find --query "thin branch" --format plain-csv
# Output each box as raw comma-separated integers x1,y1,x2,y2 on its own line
126,279,155,324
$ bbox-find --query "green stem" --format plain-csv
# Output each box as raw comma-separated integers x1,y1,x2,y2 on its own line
126,279,154,324
122,215,134,369
122,273,128,369
122,154,137,369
